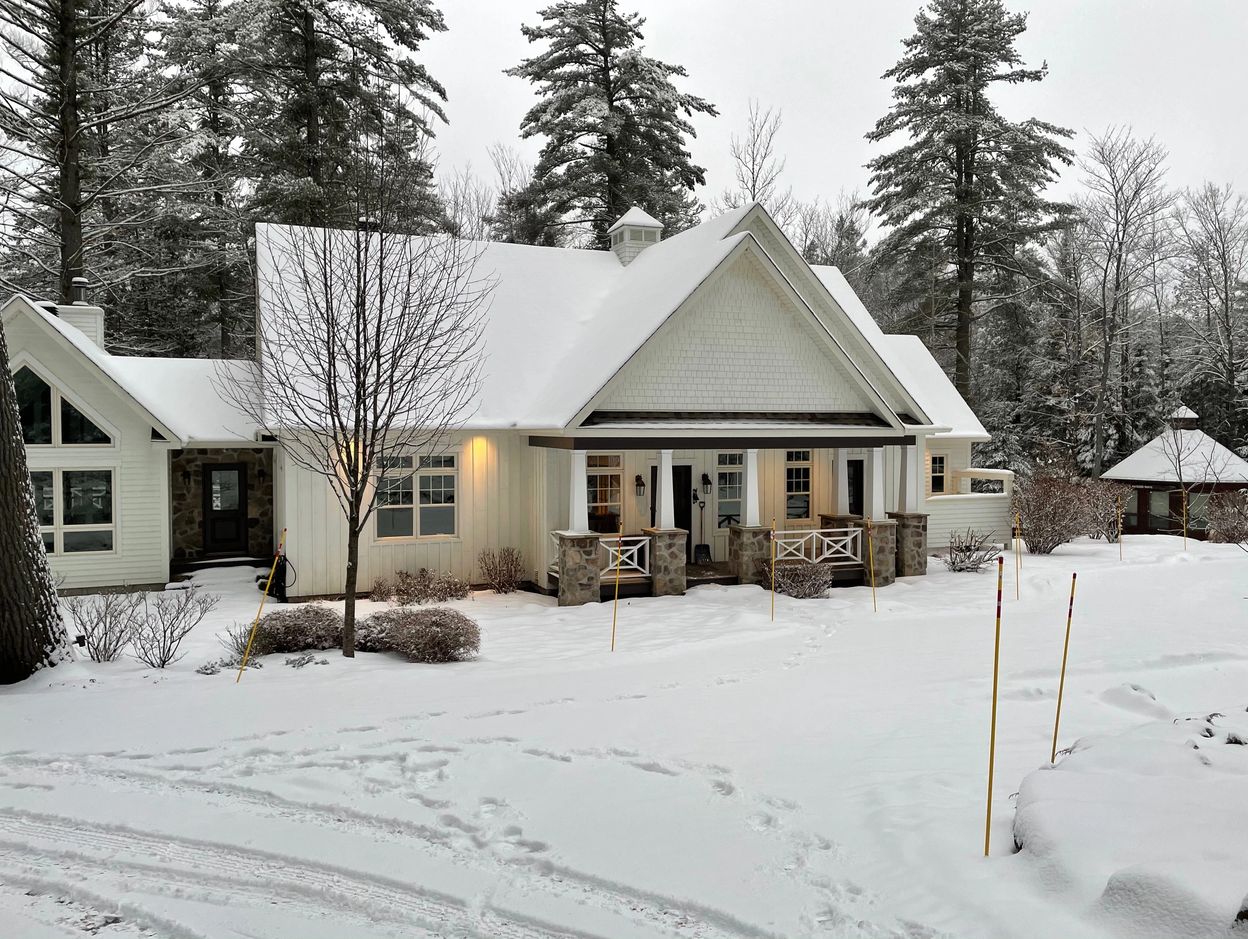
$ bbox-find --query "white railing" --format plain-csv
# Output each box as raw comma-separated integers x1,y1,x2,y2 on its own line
772,527,863,568
946,467,1015,495
599,535,650,576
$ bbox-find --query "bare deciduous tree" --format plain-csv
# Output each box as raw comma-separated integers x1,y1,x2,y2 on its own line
713,99,795,228
439,163,497,241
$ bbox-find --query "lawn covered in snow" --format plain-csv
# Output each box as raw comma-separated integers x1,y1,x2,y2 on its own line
1,536,1245,938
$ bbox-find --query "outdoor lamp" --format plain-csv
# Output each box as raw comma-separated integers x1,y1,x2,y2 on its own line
634,474,646,497
701,472,712,494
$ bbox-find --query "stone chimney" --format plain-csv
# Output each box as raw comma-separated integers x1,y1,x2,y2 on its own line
56,277,106,348
608,207,664,266
1168,404,1199,431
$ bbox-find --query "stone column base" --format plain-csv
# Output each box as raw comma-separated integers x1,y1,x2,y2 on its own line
887,512,929,577
643,528,687,597
554,531,601,606
728,524,772,585
853,518,897,587
818,513,861,529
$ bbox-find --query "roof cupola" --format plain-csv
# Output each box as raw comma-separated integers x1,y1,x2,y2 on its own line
607,207,663,266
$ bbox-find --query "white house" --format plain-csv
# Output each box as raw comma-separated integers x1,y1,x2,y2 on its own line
4,204,1012,603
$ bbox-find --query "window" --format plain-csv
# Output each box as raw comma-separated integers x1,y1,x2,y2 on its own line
930,454,947,494
375,453,457,538
1148,490,1172,531
587,453,622,534
717,452,743,528
785,450,812,520
14,366,111,446
30,468,115,554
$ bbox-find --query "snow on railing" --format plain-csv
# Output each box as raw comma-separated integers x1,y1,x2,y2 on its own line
772,527,862,568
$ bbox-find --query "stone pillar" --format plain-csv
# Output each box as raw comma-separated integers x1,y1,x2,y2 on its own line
657,449,675,529
853,517,897,587
818,513,860,530
832,449,850,515
728,524,771,585
568,450,589,532
887,511,928,578
743,448,760,527
555,531,600,606
645,528,687,596
866,447,885,520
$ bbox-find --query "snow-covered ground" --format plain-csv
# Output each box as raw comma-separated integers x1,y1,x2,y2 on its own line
1,536,1245,938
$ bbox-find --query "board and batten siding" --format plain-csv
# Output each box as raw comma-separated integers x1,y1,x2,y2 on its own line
924,494,1013,550
7,313,171,589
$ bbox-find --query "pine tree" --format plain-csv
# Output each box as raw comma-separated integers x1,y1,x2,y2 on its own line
0,324,70,684
865,0,1074,399
505,0,717,247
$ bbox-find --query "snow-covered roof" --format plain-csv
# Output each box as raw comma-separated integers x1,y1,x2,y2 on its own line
1102,429,1248,484
606,207,664,232
1169,404,1198,420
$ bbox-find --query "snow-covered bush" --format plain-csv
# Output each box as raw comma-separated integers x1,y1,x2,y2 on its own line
131,586,219,669
369,574,396,602
1207,491,1248,546
358,607,480,663
219,622,255,661
478,547,525,594
1080,479,1132,543
64,589,144,662
943,529,999,572
393,568,470,605
759,561,837,599
1013,474,1088,555
252,604,342,654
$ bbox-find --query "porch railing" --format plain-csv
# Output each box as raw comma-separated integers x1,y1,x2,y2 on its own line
549,532,651,576
772,527,863,568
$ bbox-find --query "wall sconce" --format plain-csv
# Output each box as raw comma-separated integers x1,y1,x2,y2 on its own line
257,467,268,482
181,469,192,484
634,474,646,497
701,472,712,495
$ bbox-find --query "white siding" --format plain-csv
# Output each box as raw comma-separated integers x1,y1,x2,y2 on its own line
925,494,1013,550
8,314,171,589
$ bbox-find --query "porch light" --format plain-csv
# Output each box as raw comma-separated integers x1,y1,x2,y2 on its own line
634,474,646,497
701,472,712,495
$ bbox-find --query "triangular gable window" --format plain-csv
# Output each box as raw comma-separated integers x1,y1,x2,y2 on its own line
14,365,112,446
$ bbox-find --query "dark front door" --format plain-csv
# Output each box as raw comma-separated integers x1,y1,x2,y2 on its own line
847,459,865,516
203,464,248,555
649,464,695,560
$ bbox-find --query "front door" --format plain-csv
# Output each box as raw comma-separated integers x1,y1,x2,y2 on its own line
203,464,248,555
650,464,695,560
847,459,865,516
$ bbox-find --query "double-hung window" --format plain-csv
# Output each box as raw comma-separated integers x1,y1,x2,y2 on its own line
785,450,812,521
930,454,947,494
716,452,743,528
375,453,458,538
30,468,115,554
586,454,622,534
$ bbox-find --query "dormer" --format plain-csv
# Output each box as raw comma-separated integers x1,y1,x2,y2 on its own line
608,207,664,266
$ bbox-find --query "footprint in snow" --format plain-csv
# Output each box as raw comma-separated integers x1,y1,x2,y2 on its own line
522,748,573,763
629,760,679,776
710,779,736,796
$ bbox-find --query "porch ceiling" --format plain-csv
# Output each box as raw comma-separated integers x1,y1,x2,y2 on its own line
529,433,917,450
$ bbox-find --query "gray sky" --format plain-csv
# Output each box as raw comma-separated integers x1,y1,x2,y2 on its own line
421,0,1248,209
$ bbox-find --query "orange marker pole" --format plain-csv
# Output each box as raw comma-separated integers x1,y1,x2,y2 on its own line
1014,512,1021,600
1182,490,1188,551
1117,497,1124,561
984,555,1004,857
237,527,287,683
1051,572,1077,763
866,517,877,613
770,517,777,622
610,521,624,652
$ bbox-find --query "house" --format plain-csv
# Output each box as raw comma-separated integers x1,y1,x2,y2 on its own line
4,204,1012,603
1102,406,1248,538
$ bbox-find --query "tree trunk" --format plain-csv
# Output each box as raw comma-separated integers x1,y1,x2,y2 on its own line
56,0,83,303
342,517,359,657
0,325,70,683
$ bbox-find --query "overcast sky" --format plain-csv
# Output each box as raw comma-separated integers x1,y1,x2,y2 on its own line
420,0,1248,210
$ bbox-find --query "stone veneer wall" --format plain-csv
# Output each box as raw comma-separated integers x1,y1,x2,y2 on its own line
887,512,928,578
170,447,274,560
555,532,601,606
728,525,772,585
853,518,897,587
644,528,687,597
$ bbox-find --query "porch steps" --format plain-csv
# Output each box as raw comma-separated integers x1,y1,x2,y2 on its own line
170,556,272,581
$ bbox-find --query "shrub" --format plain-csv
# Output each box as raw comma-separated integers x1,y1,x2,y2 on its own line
131,586,219,669
759,561,838,599
943,529,1000,572
359,607,480,662
478,547,525,594
219,621,256,661
64,589,144,662
1207,491,1248,546
1080,479,1132,543
1013,474,1088,555
252,604,342,654
369,574,396,602
393,568,470,605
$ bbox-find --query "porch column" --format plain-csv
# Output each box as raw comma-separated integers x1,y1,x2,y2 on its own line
568,449,589,533
833,448,850,515
865,447,885,520
896,443,921,513
744,448,761,527
657,449,675,529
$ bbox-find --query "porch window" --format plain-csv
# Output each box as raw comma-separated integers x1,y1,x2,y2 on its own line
14,366,111,446
586,453,622,534
716,452,743,528
29,468,115,553
930,454,947,494
785,450,812,521
375,453,458,538
1148,490,1171,531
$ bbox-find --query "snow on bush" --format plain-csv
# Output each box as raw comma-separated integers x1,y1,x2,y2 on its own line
131,586,219,669
1080,478,1132,543
1014,707,1248,939
942,528,1000,572
251,604,343,654
1207,491,1248,546
478,547,525,594
1012,473,1088,554
393,568,470,605
369,574,396,602
64,589,145,662
759,561,838,599
358,607,480,663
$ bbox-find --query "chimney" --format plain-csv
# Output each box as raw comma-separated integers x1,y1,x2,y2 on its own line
1168,404,1199,431
71,276,90,305
608,207,664,266
54,279,106,348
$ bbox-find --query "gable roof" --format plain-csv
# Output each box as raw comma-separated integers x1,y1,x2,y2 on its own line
1102,429,1248,484
2,295,260,446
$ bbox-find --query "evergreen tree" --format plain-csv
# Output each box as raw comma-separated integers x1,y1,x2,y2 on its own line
865,0,1073,399
505,0,717,248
